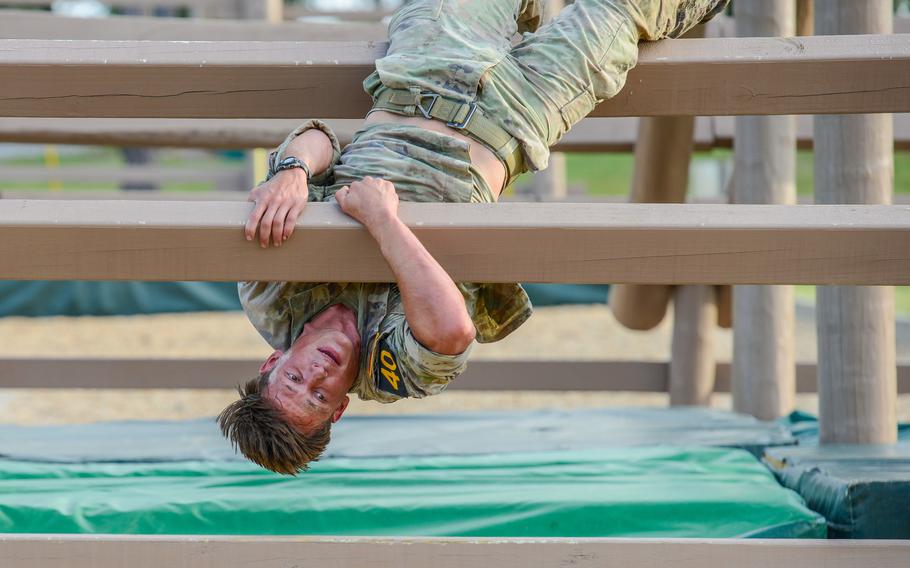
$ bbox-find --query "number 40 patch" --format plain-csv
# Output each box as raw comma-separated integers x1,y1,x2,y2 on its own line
375,337,409,398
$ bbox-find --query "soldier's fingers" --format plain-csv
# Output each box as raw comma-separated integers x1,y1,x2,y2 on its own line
258,204,279,248
283,203,306,242
335,186,349,208
245,200,268,242
271,204,291,248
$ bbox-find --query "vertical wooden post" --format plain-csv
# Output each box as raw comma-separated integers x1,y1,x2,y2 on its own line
608,116,696,330
731,0,796,421
609,24,704,332
523,157,567,201
815,0,897,444
241,0,284,23
670,285,717,406
796,0,814,36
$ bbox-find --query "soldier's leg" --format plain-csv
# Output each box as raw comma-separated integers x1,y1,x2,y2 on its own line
387,0,543,52
507,0,728,146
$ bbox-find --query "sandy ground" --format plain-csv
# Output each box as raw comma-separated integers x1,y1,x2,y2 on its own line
1,304,908,424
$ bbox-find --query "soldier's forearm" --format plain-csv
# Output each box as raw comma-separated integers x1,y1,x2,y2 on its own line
368,216,475,356
281,128,334,178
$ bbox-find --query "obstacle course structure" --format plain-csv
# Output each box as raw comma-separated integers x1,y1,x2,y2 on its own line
0,0,909,564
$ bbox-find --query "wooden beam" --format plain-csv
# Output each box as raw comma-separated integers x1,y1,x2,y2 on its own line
1,35,907,118
0,165,246,186
284,7,396,21
0,190,249,201
0,117,699,151
0,10,389,41
5,114,909,151
0,0,218,8
0,201,908,284
1,357,908,393
1,535,909,568
3,190,909,206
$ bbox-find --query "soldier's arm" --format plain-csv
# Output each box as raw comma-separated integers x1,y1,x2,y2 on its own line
246,126,337,248
335,177,476,356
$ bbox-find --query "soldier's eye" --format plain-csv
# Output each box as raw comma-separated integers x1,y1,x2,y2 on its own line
316,392,327,402
286,372,300,383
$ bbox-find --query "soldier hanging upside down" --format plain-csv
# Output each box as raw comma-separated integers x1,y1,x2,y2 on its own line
218,0,729,474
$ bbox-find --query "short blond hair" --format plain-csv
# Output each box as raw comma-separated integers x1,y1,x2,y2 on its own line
218,372,331,475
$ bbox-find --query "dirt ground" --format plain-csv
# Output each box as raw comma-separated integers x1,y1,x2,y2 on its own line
1,304,908,424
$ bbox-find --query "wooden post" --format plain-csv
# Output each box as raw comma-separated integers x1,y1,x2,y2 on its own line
814,0,897,444
670,285,717,406
608,116,696,330
797,0,814,36
241,0,284,23
731,0,797,421
609,24,704,331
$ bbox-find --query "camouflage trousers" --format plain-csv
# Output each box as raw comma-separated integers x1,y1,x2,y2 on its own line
375,0,727,171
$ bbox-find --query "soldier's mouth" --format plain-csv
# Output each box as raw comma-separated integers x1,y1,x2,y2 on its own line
317,347,341,366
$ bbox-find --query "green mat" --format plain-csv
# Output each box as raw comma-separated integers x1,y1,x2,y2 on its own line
0,447,824,538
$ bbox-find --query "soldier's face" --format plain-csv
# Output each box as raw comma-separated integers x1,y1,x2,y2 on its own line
261,306,361,433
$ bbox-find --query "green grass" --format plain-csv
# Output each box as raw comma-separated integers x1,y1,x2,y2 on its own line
562,150,910,196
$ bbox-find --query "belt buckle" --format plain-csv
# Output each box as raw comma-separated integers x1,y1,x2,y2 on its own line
447,102,477,130
415,93,439,119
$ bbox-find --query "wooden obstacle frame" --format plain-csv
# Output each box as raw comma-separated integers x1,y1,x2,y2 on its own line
1,4,910,564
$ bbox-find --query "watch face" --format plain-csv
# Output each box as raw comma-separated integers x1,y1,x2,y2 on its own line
279,157,299,167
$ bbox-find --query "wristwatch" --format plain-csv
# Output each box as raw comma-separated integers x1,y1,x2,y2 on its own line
270,153,312,179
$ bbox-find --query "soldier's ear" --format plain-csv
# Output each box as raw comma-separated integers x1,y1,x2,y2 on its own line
332,395,350,423
259,350,284,374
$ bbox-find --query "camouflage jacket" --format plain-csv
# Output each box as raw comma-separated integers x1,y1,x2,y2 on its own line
241,120,532,403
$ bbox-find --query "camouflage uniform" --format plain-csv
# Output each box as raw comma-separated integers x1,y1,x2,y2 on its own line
241,0,727,403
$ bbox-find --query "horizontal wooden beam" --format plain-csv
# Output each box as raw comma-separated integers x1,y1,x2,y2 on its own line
0,10,389,41
3,191,910,206
284,7,396,21
0,200,907,284
0,189,250,201
0,0,217,8
2,114,910,151
0,165,246,186
1,35,906,118
1,357,908,393
0,117,666,151
1,535,908,568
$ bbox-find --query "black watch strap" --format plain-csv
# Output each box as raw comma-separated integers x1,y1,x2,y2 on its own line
269,152,312,179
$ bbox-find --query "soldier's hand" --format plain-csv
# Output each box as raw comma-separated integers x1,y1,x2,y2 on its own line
245,169,309,248
335,177,399,230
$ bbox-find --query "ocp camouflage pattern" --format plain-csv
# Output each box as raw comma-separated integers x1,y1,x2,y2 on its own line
242,0,727,403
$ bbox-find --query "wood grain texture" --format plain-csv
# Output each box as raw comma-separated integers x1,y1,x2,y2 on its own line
2,357,909,393
0,165,246,186
815,0,897,444
0,9,389,41
0,117,715,151
1,200,908,284
669,285,716,406
1,535,909,568
1,35,907,118
610,115,696,331
4,115,908,151
731,0,797,421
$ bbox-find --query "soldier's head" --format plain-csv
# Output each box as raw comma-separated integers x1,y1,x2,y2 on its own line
218,305,361,474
